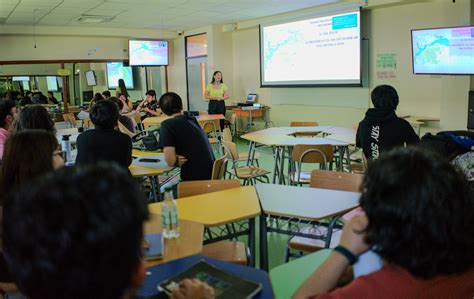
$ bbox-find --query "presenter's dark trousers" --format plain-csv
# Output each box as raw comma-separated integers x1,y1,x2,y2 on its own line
208,100,225,130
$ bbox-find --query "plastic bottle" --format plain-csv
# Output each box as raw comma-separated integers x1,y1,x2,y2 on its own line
61,135,72,163
161,186,180,239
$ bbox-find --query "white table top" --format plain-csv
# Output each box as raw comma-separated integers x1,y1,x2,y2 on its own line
256,183,360,220
240,126,356,146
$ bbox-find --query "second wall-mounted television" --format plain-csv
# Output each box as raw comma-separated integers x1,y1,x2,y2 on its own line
412,26,474,75
129,40,169,66
107,62,134,89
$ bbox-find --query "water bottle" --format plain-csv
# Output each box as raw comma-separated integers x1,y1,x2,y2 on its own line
61,135,72,163
161,186,180,239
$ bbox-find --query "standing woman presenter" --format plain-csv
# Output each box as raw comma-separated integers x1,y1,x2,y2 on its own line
205,71,229,130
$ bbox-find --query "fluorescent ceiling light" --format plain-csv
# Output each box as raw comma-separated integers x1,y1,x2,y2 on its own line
76,15,115,24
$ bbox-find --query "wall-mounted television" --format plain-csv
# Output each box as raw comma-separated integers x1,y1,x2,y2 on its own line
129,40,169,66
85,70,97,86
260,9,361,87
12,76,30,81
106,62,134,89
47,76,59,91
411,26,474,75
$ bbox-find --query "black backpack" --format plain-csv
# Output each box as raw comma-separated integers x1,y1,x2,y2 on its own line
420,130,474,161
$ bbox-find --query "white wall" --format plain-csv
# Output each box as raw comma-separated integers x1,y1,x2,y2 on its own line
227,0,472,130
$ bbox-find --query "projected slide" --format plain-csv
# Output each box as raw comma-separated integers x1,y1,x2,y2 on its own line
129,40,168,66
107,62,134,89
412,26,474,74
261,11,361,86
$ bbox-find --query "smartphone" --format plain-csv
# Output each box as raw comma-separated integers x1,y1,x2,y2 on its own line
139,158,160,163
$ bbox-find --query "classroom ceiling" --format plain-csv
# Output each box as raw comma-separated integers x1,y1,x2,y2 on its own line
0,0,340,31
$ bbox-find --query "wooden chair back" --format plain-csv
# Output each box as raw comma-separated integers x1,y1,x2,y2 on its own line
83,117,93,129
130,113,143,132
222,128,232,142
178,179,240,198
62,113,77,127
221,140,239,161
211,156,228,179
292,144,334,164
290,121,319,127
199,119,220,135
310,170,363,192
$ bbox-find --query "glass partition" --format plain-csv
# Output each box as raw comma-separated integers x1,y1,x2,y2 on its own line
0,62,167,110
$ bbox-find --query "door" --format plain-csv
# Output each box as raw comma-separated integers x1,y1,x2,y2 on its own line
187,57,208,112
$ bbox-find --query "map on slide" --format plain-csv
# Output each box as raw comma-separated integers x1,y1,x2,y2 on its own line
412,27,474,74
262,12,360,84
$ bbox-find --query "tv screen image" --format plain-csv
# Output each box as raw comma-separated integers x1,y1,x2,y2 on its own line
129,40,169,66
12,76,30,81
85,71,97,86
47,76,59,91
260,10,361,87
412,26,474,75
107,62,134,89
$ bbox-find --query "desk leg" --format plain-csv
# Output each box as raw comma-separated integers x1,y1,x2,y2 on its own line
344,146,352,172
247,141,255,166
259,213,269,271
279,147,286,185
248,218,256,267
272,146,280,184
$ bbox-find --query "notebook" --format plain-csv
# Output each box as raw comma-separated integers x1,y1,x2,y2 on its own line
159,260,262,298
143,233,164,260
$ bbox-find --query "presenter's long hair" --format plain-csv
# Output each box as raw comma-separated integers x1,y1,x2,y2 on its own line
210,71,223,84
117,79,129,98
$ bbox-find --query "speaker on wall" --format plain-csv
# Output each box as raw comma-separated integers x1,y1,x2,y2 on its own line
468,91,474,129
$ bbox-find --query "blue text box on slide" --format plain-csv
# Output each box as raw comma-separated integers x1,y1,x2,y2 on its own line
332,13,358,30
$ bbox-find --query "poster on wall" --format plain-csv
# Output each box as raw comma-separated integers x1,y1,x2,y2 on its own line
376,53,397,79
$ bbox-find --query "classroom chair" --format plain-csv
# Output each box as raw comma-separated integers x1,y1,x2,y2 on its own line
62,113,77,128
199,119,221,155
211,155,228,180
289,144,334,186
82,117,93,129
222,140,270,185
222,128,260,166
177,180,250,265
290,121,320,137
285,170,363,262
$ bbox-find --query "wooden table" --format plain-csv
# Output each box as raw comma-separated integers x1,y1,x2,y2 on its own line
144,213,204,267
232,106,272,133
148,186,261,266
142,114,225,130
256,183,360,271
270,249,332,298
241,126,356,184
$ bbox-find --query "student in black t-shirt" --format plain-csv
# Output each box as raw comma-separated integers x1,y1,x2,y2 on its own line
76,100,132,169
158,92,215,181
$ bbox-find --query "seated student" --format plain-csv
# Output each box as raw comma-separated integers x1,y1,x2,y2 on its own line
356,85,419,160
10,104,56,135
76,100,132,169
19,91,33,106
0,100,17,160
102,90,111,99
136,90,162,118
47,91,59,105
110,96,136,133
294,147,474,299
88,92,104,111
1,130,64,200
158,92,215,181
2,163,214,299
